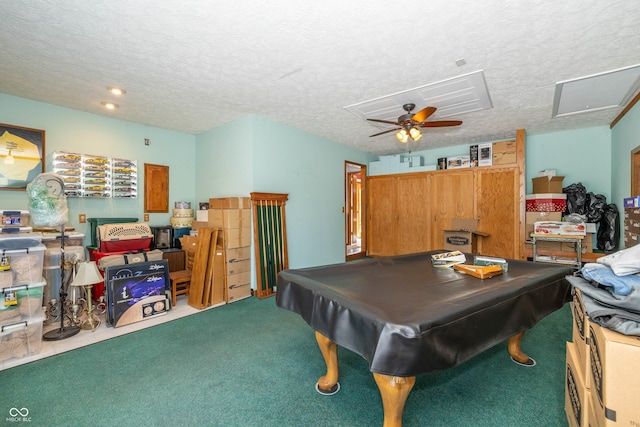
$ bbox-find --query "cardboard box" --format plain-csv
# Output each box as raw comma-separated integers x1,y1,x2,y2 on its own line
623,196,640,208
208,208,251,230
443,219,489,253
526,193,567,212
562,233,593,253
209,197,251,210
588,321,640,426
225,246,251,264
532,175,565,194
526,211,563,225
221,227,251,249
571,287,590,389
226,259,251,275
492,140,517,165
469,145,479,167
535,240,563,251
196,210,208,222
227,282,251,303
227,271,250,290
566,342,591,427
624,230,638,248
446,155,471,169
533,221,586,236
478,143,492,167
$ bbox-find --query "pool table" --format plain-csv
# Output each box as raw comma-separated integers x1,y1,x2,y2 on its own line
276,251,572,426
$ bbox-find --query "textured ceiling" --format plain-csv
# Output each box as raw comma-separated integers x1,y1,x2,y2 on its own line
1,1,639,156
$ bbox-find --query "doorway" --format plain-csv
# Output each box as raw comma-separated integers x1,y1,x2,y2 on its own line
345,161,366,260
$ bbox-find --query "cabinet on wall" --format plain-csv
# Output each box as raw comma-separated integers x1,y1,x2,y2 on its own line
367,173,430,256
367,166,522,259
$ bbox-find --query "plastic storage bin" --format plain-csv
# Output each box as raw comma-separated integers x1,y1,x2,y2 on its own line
0,244,45,285
0,317,45,362
43,246,86,268
40,232,85,248
0,232,43,251
0,281,45,326
1,210,30,227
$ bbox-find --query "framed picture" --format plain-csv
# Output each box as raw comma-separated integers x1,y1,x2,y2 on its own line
0,123,45,190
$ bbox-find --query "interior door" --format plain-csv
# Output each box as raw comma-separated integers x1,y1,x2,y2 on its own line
429,170,475,250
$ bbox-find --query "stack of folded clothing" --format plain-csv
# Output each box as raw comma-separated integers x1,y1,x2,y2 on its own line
568,245,640,336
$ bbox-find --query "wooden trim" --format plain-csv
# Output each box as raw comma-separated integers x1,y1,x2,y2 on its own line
611,91,640,128
515,128,526,260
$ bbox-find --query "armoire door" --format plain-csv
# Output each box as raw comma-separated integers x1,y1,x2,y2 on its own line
396,174,430,254
429,170,476,250
367,176,397,256
476,167,520,258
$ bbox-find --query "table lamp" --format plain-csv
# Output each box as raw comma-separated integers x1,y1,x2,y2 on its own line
71,261,104,331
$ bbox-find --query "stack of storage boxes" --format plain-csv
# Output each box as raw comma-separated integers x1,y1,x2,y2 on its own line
208,197,252,303
526,174,567,249
0,210,46,364
623,196,640,247
566,284,640,426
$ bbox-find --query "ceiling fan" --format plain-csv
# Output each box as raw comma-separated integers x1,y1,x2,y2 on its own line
367,103,462,143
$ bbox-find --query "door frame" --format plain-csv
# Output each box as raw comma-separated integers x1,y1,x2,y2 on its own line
345,161,366,261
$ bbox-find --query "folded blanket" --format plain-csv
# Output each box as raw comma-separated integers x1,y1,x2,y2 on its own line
581,263,640,296
567,275,640,336
597,244,640,276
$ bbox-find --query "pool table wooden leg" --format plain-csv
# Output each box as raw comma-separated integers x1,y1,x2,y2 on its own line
373,373,416,427
508,331,535,366
315,331,340,393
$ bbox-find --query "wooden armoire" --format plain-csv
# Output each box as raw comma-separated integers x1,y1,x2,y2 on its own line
366,130,526,260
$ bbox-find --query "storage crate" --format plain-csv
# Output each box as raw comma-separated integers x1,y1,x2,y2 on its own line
87,217,138,248
0,281,45,326
0,244,45,285
0,317,44,362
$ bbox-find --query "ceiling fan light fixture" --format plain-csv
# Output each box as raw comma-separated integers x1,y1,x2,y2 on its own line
396,129,409,143
409,127,422,141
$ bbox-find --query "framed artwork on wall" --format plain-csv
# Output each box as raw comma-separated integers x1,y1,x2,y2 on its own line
0,123,45,190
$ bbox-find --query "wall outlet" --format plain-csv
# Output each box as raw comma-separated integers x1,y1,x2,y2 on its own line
79,214,86,223
144,213,149,222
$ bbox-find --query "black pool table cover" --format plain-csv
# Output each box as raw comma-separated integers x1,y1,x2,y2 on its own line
276,252,572,377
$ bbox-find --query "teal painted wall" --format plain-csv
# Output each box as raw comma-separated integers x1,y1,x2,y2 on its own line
0,93,196,245
611,100,640,247
525,127,611,198
195,115,375,269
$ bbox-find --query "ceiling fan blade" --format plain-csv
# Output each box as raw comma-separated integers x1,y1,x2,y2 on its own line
369,128,400,137
411,106,436,123
420,120,463,128
367,118,402,126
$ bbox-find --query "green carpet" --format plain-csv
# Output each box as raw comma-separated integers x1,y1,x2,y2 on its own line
0,298,571,426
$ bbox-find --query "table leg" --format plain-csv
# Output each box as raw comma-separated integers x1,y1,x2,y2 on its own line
508,331,536,366
315,331,340,394
373,373,416,427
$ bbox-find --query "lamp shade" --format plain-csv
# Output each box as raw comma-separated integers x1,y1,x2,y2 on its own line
409,127,422,141
395,129,409,143
71,261,103,287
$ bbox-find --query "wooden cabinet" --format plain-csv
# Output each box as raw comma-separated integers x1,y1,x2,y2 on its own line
429,170,475,250
367,166,522,259
475,167,520,258
367,173,430,256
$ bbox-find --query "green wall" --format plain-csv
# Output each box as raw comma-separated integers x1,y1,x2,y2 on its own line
0,93,196,244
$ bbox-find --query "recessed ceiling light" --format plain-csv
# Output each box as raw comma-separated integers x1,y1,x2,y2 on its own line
107,86,126,95
101,101,119,110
